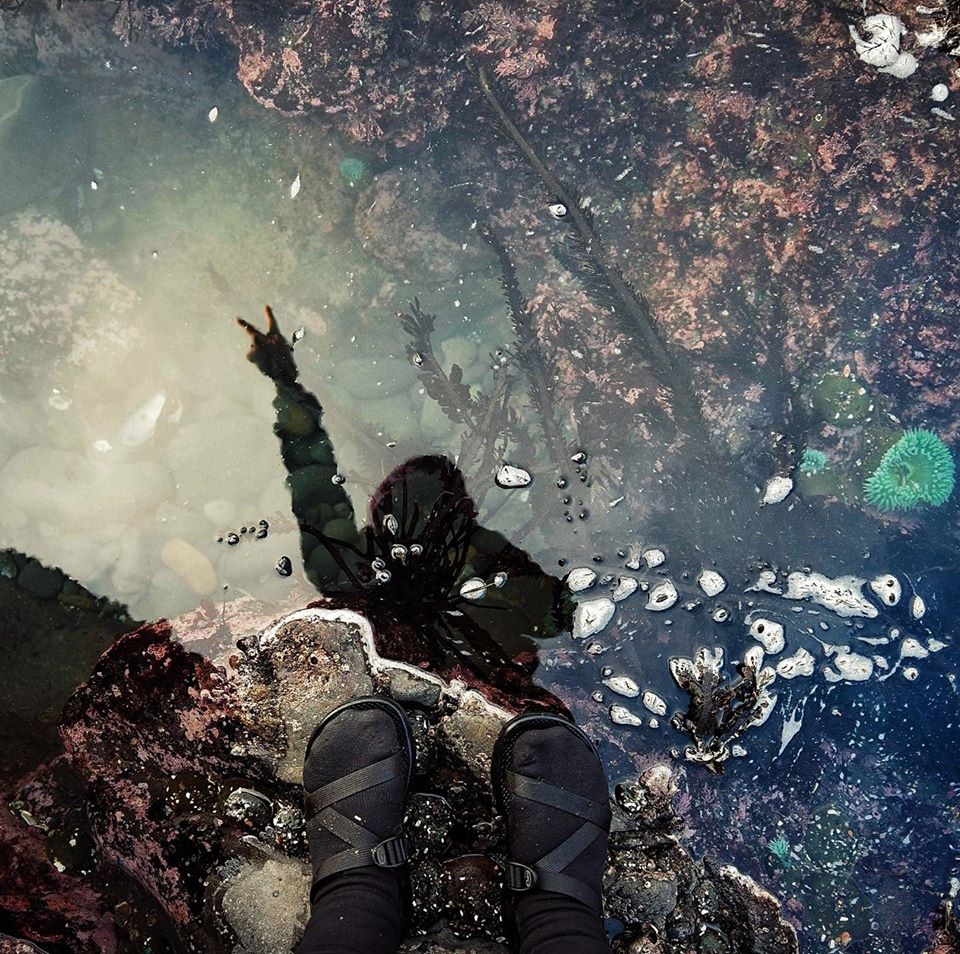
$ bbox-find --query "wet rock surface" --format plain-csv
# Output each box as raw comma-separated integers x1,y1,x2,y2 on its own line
0,602,798,953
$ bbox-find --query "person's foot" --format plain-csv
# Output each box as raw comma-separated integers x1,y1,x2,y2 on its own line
493,713,611,949
303,697,414,901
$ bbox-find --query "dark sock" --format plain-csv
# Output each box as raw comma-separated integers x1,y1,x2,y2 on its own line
506,725,611,954
296,707,407,954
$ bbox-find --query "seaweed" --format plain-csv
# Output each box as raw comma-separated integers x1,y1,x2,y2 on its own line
668,647,777,774
474,65,712,446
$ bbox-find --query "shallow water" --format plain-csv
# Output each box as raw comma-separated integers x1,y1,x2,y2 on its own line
1,3,959,952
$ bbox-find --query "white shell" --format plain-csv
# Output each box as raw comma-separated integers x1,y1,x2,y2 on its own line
645,580,678,612
611,576,639,601
572,598,616,639
910,595,926,619
760,475,794,506
869,574,902,607
609,705,643,727
748,618,785,654
567,567,597,592
459,577,487,600
289,173,302,199
697,570,727,597
775,648,816,679
603,675,640,698
641,691,668,717
931,83,950,102
495,464,533,488
642,548,666,568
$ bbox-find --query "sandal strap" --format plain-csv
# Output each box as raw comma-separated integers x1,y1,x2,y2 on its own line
315,833,410,882
504,769,607,909
304,749,410,881
305,752,404,818
506,770,609,827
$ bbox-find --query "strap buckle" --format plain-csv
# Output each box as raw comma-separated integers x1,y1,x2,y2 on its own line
371,835,410,868
506,861,538,891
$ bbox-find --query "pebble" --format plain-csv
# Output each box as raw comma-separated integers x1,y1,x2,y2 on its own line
760,475,794,506
160,538,217,595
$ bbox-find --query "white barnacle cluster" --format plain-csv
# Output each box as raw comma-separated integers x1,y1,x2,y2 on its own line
849,13,918,78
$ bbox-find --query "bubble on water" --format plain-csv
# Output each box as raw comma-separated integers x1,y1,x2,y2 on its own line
748,618,785,654
390,544,408,563
459,577,487,600
609,705,643,727
642,548,666,568
566,567,596,592
275,556,293,577
92,439,113,453
869,573,901,606
409,543,423,557
697,570,726,597
371,558,386,571
495,464,533,488
48,391,71,411
331,474,346,485
641,691,667,717
375,569,392,584
603,674,639,698
645,580,678,612
573,598,616,639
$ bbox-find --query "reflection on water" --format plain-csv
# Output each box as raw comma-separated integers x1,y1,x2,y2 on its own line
2,1,960,951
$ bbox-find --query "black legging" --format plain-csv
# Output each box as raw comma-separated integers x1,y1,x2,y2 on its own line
295,869,610,954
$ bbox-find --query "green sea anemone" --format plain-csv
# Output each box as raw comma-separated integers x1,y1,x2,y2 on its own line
767,834,792,867
338,157,367,187
800,448,828,475
863,428,955,512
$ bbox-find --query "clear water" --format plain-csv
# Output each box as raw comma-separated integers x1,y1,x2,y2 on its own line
1,5,959,952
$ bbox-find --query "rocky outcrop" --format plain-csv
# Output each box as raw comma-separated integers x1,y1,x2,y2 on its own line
0,600,797,953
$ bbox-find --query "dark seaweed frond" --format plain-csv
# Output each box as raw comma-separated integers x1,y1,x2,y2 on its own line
477,217,570,465
398,299,479,429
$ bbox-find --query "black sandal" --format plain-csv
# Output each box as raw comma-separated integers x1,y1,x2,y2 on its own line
304,696,415,884
492,712,610,912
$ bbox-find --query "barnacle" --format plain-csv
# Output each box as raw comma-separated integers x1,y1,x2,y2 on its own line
863,428,955,512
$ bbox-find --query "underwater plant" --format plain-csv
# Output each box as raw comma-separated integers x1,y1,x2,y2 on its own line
800,448,828,476
863,428,955,512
